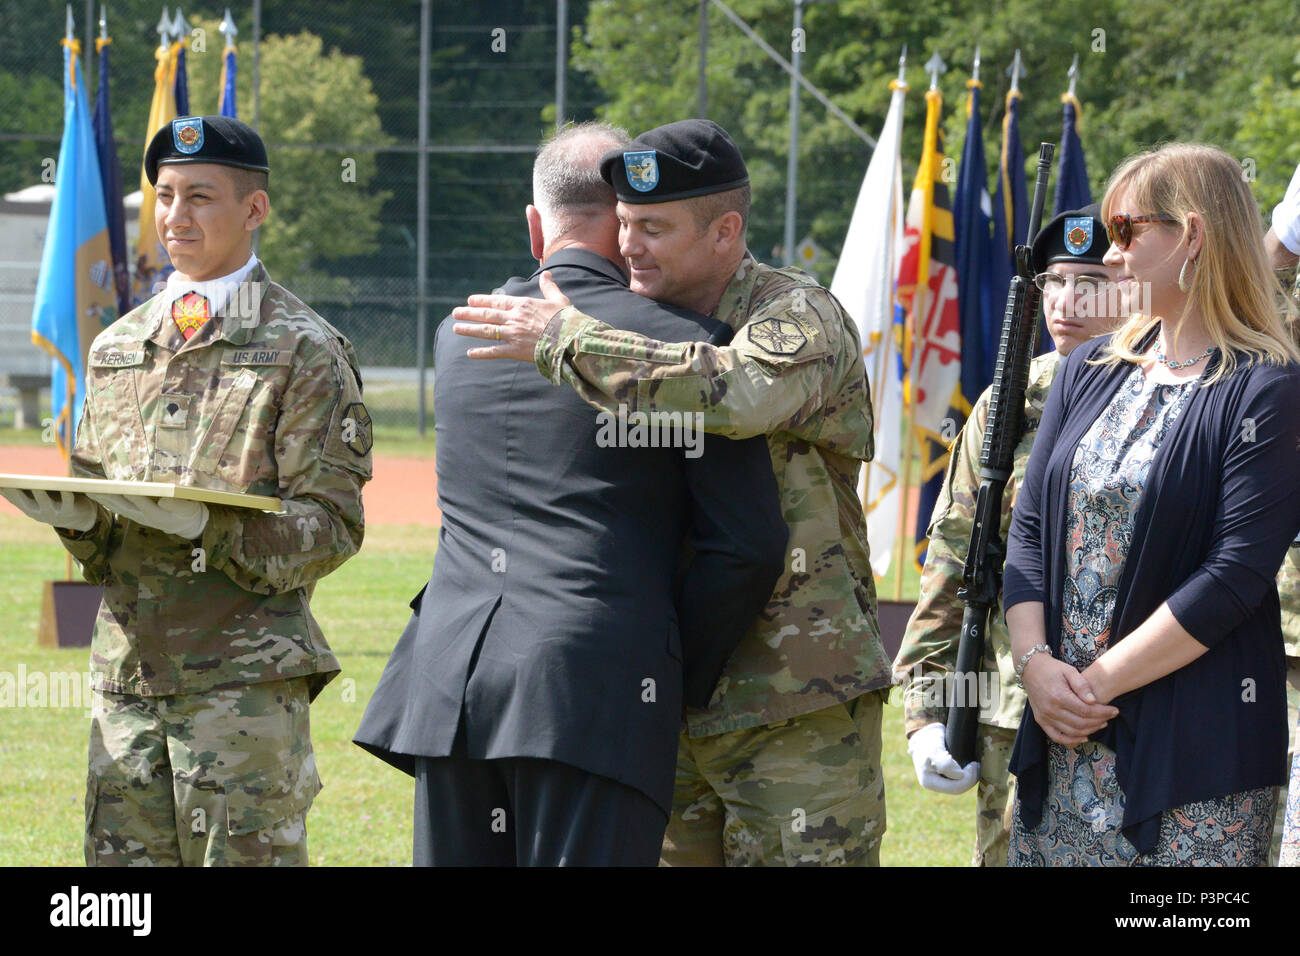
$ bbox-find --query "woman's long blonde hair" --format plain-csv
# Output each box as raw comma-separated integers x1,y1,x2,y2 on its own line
1096,142,1299,384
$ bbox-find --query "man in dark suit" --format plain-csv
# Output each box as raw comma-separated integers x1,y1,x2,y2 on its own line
354,123,787,866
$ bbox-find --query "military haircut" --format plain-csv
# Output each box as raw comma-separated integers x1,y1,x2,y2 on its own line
688,184,750,234
225,165,269,200
533,121,630,229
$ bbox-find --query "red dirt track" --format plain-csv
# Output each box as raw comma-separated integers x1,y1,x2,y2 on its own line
0,444,441,527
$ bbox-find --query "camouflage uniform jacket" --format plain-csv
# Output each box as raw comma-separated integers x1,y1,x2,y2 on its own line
1279,262,1299,663
535,253,889,737
56,263,371,700
895,351,1062,735
1281,542,1300,661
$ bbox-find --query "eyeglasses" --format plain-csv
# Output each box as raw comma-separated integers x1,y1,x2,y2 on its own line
1106,213,1178,250
1033,273,1105,295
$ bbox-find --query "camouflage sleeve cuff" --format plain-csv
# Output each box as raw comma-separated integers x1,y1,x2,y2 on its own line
535,306,601,384
55,507,113,584
202,502,348,595
900,672,949,734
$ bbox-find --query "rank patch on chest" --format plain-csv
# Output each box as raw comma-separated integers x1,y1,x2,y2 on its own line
341,402,372,456
159,394,191,428
746,317,807,356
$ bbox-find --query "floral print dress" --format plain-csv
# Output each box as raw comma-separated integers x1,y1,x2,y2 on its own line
1009,361,1276,866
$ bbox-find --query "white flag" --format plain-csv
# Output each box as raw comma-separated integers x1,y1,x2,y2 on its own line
830,81,907,578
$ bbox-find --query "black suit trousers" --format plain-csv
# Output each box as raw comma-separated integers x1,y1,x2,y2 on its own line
412,729,669,867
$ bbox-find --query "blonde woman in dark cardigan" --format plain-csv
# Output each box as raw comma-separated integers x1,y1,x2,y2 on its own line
1003,143,1300,865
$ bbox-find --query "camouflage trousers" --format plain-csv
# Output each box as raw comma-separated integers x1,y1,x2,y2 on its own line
974,724,1018,867
86,677,321,866
660,691,887,866
1272,660,1300,867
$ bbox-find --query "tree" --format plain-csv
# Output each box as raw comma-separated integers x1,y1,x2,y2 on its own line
185,16,392,285
571,0,1300,277
1234,45,1300,216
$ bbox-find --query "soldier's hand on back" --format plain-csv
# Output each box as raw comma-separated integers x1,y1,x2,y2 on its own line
907,721,981,795
0,488,97,531
454,270,573,362
88,493,209,540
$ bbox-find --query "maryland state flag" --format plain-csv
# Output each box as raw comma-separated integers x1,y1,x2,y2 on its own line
132,38,178,305
896,85,961,571
31,38,116,455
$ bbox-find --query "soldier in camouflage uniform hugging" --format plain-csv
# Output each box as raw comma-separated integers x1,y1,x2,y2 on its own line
452,120,890,866
3,116,371,866
893,205,1127,865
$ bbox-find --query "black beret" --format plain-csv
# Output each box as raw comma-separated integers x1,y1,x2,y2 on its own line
599,119,749,204
1031,203,1107,274
145,115,269,187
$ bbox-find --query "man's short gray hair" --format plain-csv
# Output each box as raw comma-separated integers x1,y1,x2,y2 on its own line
533,121,631,236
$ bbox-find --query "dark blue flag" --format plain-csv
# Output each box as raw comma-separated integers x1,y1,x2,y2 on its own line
1053,94,1091,215
173,44,189,116
92,37,129,321
954,80,999,408
220,45,238,117
991,89,1027,281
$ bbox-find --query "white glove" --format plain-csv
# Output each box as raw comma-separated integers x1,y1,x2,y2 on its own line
1271,160,1300,256
0,488,97,531
88,493,209,540
907,721,981,795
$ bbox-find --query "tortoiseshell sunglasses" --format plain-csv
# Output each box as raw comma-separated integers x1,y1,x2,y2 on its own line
1106,213,1178,250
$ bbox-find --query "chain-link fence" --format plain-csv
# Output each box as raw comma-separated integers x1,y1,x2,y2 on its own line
0,0,608,437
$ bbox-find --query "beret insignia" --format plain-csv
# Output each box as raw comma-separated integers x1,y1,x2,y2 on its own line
172,117,204,154
623,151,659,193
1064,217,1093,255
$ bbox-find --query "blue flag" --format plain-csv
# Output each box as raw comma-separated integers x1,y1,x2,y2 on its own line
173,43,189,117
93,36,129,321
1053,94,1091,215
31,41,116,456
954,80,1000,410
220,45,238,118
991,89,1027,285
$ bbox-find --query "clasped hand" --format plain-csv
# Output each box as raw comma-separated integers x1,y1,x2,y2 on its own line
1021,654,1118,746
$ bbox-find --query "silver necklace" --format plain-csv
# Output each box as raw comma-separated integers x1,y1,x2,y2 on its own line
1155,337,1215,369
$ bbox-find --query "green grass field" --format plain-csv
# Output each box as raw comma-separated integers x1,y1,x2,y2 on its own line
0,510,973,867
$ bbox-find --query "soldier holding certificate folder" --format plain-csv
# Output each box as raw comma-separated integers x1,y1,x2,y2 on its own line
1,115,370,866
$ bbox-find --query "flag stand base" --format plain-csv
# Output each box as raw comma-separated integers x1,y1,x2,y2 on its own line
37,581,101,648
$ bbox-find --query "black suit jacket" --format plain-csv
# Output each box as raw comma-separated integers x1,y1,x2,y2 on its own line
354,249,786,812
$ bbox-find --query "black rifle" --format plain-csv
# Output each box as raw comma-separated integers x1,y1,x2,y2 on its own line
945,142,1054,768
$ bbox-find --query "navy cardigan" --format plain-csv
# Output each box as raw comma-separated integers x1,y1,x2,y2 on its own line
1003,325,1300,854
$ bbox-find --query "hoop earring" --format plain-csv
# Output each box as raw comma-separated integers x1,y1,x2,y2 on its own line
1178,257,1194,293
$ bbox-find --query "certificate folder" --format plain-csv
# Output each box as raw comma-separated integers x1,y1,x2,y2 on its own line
0,474,281,512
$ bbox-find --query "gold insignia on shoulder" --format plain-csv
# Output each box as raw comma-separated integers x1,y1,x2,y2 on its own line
746,317,808,356
341,402,373,456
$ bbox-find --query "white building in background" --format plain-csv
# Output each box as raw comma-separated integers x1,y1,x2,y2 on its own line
0,185,141,382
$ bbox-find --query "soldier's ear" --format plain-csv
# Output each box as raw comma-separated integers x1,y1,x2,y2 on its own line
526,205,545,262
713,210,744,254
245,188,269,233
